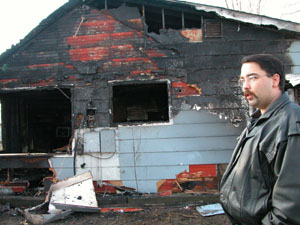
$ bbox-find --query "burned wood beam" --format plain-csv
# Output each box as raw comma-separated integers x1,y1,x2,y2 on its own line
0,155,51,169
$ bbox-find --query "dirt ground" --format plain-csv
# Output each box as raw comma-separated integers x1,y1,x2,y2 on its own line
0,205,231,225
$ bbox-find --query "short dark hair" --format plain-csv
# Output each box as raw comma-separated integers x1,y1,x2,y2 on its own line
241,54,285,92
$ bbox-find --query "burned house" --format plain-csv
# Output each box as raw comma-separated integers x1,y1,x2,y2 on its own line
0,0,300,194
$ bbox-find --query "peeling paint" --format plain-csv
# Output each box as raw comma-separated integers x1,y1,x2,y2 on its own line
180,29,203,43
172,81,202,97
192,104,202,111
66,32,143,47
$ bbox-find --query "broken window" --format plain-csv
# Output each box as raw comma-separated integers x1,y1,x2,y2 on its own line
112,82,169,124
0,89,72,154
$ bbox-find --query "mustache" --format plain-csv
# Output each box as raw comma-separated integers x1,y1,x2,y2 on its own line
244,90,256,98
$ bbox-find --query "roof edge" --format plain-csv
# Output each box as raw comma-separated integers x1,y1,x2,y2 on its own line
192,4,300,33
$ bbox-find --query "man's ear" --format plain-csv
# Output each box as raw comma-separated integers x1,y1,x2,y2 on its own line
272,73,280,88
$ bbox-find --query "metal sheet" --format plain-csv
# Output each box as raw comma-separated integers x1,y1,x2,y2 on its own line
84,132,100,153
196,203,224,216
100,129,116,153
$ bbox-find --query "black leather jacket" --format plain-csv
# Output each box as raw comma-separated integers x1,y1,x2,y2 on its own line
220,93,300,225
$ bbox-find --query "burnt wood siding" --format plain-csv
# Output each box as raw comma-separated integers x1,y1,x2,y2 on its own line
0,4,298,122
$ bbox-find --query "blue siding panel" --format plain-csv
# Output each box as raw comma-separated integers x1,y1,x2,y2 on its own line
288,41,300,73
117,110,243,192
289,41,300,52
118,122,240,140
49,157,74,180
122,180,161,193
119,136,237,153
120,165,188,180
173,109,230,124
119,150,233,167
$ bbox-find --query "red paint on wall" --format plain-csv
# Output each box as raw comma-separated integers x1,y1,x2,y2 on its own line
144,49,167,58
112,57,151,63
0,186,26,193
65,64,75,69
0,78,18,84
110,45,134,50
30,77,55,87
28,63,64,69
101,208,143,213
82,20,116,33
93,181,117,194
111,57,153,68
69,47,110,61
68,75,81,81
82,20,117,28
66,32,142,48
28,63,74,70
69,45,135,62
131,70,152,76
172,81,202,97
189,164,217,177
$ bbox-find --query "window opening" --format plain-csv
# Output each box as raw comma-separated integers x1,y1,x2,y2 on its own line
0,89,72,154
142,5,202,33
112,82,169,124
89,1,203,34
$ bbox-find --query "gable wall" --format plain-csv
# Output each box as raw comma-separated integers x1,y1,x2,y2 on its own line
0,3,300,192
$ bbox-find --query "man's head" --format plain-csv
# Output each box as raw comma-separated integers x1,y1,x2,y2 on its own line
241,54,285,92
240,54,285,114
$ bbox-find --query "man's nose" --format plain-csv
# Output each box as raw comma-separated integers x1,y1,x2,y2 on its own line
242,79,250,90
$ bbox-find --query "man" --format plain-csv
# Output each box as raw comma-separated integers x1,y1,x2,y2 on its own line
220,54,300,225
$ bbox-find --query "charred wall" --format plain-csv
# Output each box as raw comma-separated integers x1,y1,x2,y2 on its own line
0,2,299,134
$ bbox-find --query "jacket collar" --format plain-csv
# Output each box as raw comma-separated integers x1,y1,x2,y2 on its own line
251,92,290,120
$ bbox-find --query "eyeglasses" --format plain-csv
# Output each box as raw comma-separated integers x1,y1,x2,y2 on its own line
238,74,269,87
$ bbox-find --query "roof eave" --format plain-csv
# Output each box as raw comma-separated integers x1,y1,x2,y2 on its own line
193,4,300,33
